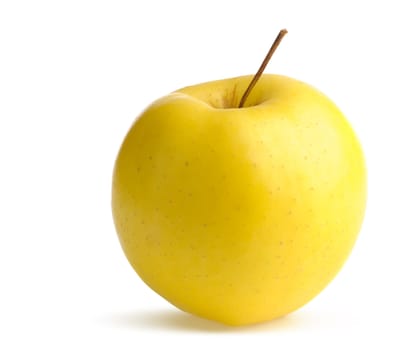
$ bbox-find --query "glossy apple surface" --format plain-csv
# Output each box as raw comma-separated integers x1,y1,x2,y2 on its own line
112,74,366,325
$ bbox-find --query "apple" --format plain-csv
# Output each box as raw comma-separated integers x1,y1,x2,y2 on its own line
111,30,366,326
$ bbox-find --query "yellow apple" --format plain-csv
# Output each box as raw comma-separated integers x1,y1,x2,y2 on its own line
111,73,366,326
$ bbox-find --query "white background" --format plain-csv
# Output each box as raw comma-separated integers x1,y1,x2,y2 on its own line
1,0,401,349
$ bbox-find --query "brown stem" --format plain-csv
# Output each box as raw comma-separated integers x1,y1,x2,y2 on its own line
238,29,288,108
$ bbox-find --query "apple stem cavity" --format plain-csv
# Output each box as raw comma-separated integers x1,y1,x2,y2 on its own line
238,29,288,108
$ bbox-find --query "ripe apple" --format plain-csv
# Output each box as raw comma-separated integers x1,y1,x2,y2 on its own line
111,31,366,326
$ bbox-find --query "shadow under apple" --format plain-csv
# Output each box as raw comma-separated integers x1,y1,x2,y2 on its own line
104,307,305,333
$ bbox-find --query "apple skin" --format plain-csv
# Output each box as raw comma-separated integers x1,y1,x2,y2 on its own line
112,74,366,326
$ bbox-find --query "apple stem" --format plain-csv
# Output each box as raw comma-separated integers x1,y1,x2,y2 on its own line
238,29,288,108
